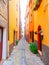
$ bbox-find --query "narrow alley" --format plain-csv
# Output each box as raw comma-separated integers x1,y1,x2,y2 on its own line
0,0,49,65
3,38,44,65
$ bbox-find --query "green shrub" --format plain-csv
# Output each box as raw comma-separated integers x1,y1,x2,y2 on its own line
29,42,38,54
16,40,19,45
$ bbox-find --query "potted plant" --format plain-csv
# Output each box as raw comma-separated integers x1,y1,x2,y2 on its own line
29,42,38,54
16,40,19,45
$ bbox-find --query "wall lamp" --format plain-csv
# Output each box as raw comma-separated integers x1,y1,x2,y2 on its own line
44,3,49,12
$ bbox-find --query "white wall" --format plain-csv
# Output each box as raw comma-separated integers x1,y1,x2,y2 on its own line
2,28,7,59
20,0,29,36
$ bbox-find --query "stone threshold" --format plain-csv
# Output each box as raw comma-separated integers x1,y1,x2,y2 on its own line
0,59,5,65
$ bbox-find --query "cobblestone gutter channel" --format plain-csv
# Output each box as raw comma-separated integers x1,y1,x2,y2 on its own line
20,39,28,65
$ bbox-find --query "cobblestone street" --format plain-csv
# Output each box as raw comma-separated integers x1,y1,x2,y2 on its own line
3,38,44,65
0,0,49,65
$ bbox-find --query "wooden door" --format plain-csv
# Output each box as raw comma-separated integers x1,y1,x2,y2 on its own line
14,31,17,46
38,25,42,51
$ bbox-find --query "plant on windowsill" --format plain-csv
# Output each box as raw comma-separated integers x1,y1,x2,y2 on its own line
16,40,19,45
29,42,38,54
32,0,42,11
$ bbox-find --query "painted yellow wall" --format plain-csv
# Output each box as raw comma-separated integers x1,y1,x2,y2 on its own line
34,0,49,46
9,0,19,45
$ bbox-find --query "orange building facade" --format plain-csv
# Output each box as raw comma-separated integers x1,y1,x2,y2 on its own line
25,4,30,42
25,0,34,43
29,0,34,42
34,0,49,46
25,0,49,64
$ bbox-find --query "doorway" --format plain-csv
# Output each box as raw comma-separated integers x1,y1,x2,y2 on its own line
0,27,3,60
32,31,34,42
14,31,17,46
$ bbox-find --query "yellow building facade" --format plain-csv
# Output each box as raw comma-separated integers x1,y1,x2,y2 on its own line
26,0,49,46
9,0,20,53
25,0,49,64
33,0,49,64
34,0,49,46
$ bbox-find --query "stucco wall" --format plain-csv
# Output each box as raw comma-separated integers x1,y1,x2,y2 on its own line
9,0,20,44
0,0,8,59
34,0,49,46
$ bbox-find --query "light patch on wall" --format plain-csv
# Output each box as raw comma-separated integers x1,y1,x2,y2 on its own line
20,0,29,36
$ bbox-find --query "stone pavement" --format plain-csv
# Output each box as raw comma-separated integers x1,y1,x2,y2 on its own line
2,38,45,65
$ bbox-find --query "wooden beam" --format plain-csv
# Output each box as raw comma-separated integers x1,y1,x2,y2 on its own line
0,13,7,21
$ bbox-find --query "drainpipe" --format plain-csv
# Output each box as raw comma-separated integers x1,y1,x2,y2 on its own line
7,0,9,57
7,0,9,40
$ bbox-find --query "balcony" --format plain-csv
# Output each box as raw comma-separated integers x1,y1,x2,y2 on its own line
32,0,42,11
